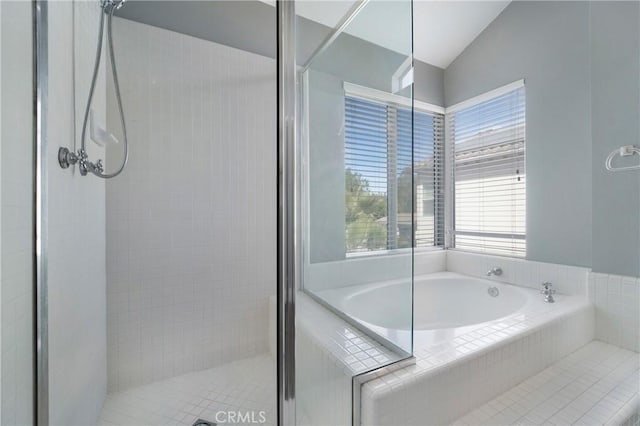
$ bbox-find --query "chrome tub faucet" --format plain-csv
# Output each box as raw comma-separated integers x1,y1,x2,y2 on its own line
541,282,556,303
486,267,503,277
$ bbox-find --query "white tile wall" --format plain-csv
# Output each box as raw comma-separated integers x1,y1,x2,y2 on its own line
452,341,639,426
0,3,34,424
105,18,276,391
47,2,108,424
296,323,353,426
590,272,640,352
415,250,448,276
446,250,590,296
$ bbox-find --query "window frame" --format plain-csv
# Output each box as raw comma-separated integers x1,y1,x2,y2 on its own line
343,82,445,257
445,80,527,258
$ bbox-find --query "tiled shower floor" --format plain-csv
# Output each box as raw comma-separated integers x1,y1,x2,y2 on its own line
99,354,276,426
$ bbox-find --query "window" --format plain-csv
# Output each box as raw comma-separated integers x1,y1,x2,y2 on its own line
447,83,526,257
344,93,444,254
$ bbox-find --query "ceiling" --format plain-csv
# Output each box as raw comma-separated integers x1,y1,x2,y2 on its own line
413,1,511,68
262,0,510,69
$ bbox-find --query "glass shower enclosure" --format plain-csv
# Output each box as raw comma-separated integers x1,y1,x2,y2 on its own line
2,0,420,425
295,1,418,425
33,1,287,424
299,0,415,353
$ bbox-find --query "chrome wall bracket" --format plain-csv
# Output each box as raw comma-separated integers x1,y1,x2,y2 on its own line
58,147,104,176
57,146,80,169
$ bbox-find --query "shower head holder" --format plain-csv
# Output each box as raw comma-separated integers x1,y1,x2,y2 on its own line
101,0,125,14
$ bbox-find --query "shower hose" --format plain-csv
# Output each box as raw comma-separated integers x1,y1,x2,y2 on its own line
81,3,128,179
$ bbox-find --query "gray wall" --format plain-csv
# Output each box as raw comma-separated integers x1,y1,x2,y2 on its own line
415,61,445,107
117,0,307,61
117,0,402,69
590,2,640,277
445,0,640,276
307,70,347,262
307,32,444,263
445,1,593,268
116,0,443,104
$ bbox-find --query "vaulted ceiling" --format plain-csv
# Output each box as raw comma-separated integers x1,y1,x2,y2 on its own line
275,0,511,69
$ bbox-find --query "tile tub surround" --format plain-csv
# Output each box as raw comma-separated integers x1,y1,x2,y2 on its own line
295,292,405,426
105,18,276,391
360,295,594,425
446,250,590,297
590,272,640,352
308,249,590,301
452,341,639,426
304,249,446,292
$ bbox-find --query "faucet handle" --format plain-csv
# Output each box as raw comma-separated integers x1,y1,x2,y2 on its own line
540,282,555,293
486,267,503,276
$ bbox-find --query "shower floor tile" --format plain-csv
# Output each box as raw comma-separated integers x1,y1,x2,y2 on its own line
99,354,276,426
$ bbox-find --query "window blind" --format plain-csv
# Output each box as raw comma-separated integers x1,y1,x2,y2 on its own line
448,85,526,257
398,108,445,248
345,94,444,254
345,96,389,253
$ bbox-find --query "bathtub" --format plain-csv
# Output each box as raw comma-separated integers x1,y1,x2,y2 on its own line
313,271,576,352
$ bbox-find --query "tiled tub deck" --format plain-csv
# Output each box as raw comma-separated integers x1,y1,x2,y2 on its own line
360,292,595,425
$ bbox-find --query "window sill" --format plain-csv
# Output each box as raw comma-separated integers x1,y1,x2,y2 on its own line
345,246,444,260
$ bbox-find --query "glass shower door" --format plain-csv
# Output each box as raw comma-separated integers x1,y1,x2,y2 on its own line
295,1,415,424
38,1,281,424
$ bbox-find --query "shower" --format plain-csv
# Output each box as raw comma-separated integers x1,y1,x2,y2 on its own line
58,0,129,178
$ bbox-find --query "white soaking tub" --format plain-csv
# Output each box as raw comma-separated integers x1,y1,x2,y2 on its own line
314,271,579,351
313,271,594,426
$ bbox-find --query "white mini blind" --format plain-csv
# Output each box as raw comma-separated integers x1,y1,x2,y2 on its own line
345,96,389,253
398,108,445,247
345,94,445,254
448,85,526,257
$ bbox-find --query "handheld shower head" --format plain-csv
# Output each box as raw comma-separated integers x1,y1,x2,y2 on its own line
59,0,129,179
